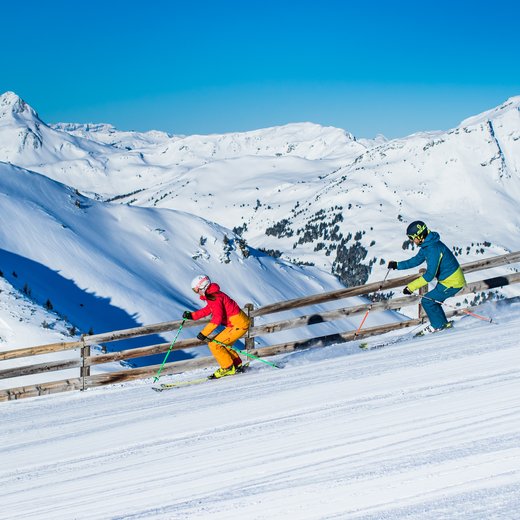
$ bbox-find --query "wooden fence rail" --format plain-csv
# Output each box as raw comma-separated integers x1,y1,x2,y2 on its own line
1,251,519,401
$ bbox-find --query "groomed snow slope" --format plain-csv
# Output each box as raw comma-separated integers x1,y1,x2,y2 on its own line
1,301,519,520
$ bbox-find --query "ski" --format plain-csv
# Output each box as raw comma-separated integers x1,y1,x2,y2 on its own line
152,363,250,392
359,321,456,351
359,335,409,351
152,377,210,392
359,323,430,351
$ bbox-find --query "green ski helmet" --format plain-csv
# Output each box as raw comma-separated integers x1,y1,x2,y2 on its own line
406,220,429,241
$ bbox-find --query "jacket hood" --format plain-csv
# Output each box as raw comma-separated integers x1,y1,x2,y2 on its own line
204,282,221,295
421,231,440,247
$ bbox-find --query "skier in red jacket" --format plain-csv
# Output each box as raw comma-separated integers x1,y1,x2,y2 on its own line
183,275,250,378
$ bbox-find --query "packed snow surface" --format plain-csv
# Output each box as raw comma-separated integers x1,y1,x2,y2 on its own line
1,301,519,519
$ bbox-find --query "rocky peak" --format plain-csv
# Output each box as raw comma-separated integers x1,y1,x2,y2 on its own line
0,91,40,122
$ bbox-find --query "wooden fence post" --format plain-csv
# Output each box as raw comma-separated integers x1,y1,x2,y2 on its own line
81,336,90,391
245,303,255,351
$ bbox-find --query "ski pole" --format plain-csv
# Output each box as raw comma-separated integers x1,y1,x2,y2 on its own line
206,336,282,369
355,269,391,337
420,295,495,324
153,319,187,382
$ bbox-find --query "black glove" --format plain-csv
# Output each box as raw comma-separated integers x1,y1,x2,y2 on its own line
388,260,398,270
197,332,207,342
403,287,413,295
182,311,192,320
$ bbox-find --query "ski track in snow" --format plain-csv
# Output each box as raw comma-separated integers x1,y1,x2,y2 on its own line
1,308,520,519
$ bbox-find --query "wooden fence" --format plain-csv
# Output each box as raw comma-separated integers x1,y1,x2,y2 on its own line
1,251,519,401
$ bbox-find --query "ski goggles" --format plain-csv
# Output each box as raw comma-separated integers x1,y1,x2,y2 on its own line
192,277,210,293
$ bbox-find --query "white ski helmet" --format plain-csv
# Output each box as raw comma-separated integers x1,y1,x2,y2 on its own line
191,274,211,293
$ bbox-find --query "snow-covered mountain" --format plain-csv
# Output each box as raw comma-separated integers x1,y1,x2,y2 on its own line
106,96,519,287
0,156,353,338
2,90,518,289
1,90,519,357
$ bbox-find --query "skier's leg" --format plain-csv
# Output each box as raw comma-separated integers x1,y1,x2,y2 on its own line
422,284,460,329
207,338,236,369
213,311,250,367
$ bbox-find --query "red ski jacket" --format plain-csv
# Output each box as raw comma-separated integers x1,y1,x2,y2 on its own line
191,283,242,335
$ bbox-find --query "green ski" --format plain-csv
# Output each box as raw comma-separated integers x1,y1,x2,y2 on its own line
152,363,250,392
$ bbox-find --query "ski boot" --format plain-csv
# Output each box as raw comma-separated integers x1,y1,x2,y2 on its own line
209,365,236,379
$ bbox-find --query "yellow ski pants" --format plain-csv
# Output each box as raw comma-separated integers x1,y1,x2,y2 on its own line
209,311,250,369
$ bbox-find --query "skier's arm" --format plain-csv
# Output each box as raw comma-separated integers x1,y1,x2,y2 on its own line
397,250,429,293
407,250,442,292
397,249,426,270
421,250,443,284
199,301,224,336
191,305,212,321
192,305,218,336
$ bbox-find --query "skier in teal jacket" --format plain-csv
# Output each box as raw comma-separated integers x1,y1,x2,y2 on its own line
388,221,466,331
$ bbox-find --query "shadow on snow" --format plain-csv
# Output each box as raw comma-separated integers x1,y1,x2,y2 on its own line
0,249,194,366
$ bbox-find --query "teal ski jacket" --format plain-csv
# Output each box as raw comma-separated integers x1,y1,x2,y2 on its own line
397,231,466,291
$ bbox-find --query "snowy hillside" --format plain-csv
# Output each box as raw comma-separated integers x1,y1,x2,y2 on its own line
0,274,127,389
2,90,519,293
0,275,77,358
1,300,519,519
1,90,519,362
126,96,520,287
0,160,354,360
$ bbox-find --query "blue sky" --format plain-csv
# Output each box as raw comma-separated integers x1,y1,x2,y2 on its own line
1,0,519,138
